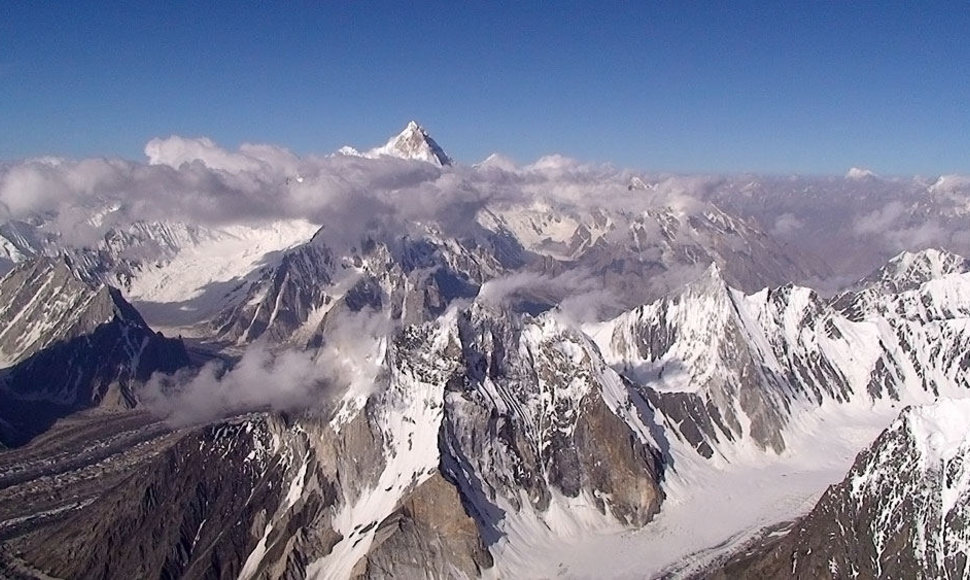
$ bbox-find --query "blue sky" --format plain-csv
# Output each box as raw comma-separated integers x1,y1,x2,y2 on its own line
2,2,968,174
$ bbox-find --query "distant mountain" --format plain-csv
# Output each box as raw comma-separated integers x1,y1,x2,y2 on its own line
210,223,511,345
715,398,970,579
0,217,320,327
702,172,970,284
853,247,969,294
338,121,453,166
366,121,452,166
845,166,877,180
477,202,827,304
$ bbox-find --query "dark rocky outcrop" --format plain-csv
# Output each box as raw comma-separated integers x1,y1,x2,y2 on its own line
0,258,190,446
357,473,493,579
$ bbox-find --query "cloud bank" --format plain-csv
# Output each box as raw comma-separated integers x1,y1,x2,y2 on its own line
0,136,727,249
1,132,968,282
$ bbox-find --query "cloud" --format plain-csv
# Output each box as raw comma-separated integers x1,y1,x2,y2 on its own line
0,133,721,253
313,307,391,401
6,131,966,293
848,201,965,254
0,141,448,247
930,174,970,194
853,201,908,236
884,220,949,252
148,136,259,173
142,343,329,426
142,307,391,426
477,269,622,322
771,213,804,236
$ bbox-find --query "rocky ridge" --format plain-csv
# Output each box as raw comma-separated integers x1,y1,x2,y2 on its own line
0,257,189,446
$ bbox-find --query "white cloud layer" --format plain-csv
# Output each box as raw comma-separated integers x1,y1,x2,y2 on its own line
0,135,691,252
1,133,968,283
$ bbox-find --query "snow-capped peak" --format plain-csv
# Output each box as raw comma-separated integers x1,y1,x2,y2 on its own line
627,176,653,191
475,153,516,171
846,167,877,180
335,145,362,157
367,121,452,166
688,261,728,295
865,248,969,293
929,174,970,194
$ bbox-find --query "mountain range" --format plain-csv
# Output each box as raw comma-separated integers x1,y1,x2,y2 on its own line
0,123,969,579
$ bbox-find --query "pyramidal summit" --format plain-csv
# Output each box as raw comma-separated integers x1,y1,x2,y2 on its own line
339,121,452,167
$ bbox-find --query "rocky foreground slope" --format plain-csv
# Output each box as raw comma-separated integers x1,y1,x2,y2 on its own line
0,249,967,578
712,398,970,579
2,302,665,579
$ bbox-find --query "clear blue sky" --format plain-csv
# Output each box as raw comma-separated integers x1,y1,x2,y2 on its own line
2,2,968,175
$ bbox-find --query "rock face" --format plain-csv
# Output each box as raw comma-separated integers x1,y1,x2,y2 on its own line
357,473,493,579
212,228,515,346
8,410,492,580
0,257,189,446
13,416,334,580
0,257,114,367
597,264,792,454
440,305,664,532
6,301,666,579
310,304,665,577
212,233,337,343
715,399,970,579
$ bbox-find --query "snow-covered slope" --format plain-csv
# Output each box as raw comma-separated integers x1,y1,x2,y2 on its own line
0,258,109,367
852,247,969,294
122,220,320,314
717,398,970,579
0,216,320,329
591,249,970,459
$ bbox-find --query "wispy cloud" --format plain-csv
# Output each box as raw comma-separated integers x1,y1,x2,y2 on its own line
142,307,390,425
